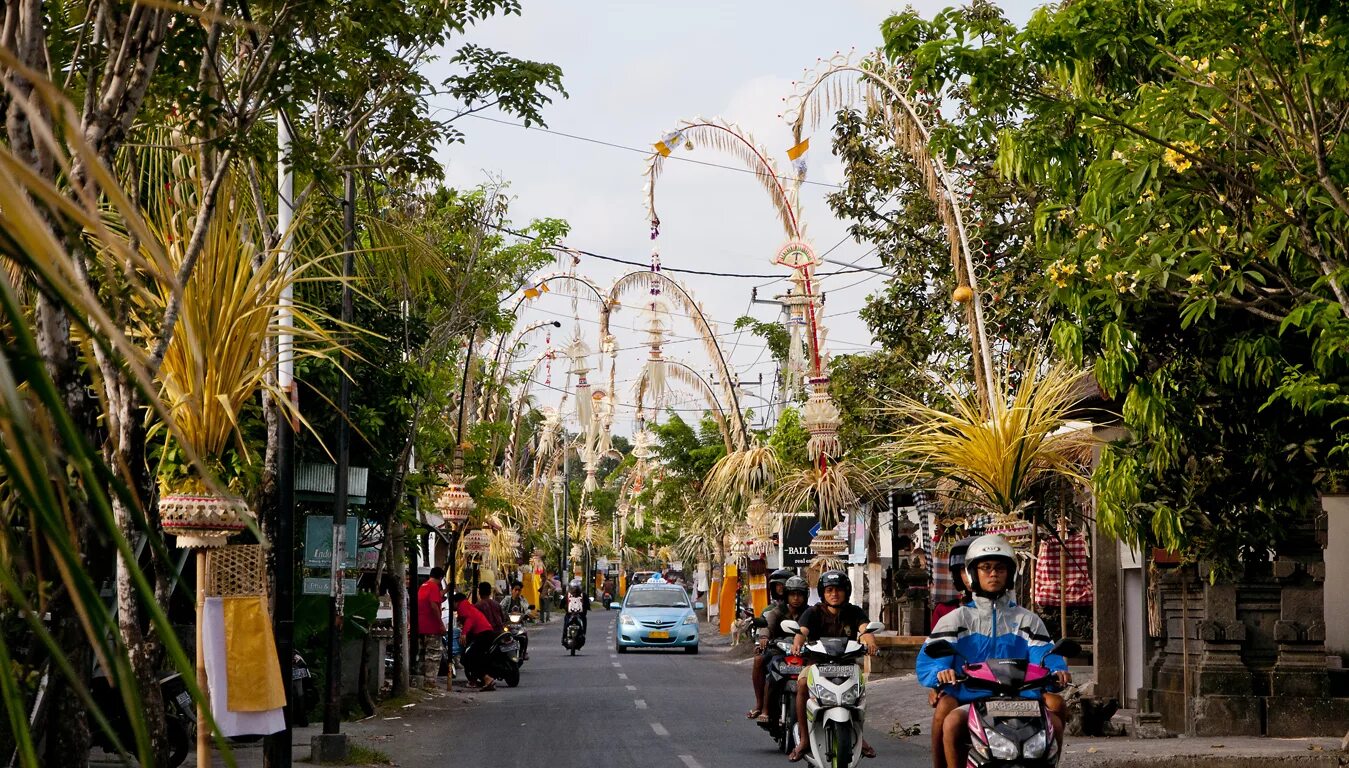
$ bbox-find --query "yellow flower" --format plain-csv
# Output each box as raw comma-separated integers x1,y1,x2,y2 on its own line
1216,225,1228,235
1187,273,1204,285
1219,264,1231,273
1163,140,1200,173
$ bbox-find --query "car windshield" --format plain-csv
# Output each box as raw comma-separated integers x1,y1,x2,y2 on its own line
626,589,689,609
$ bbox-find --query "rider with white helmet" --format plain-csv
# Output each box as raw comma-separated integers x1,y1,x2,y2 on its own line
918,534,1071,768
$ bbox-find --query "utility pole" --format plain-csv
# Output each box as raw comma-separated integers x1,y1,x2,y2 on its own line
314,134,355,763
266,108,297,768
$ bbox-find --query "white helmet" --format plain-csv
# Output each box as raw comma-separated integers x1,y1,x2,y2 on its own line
964,534,1017,594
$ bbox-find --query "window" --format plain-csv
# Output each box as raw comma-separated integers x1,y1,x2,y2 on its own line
626,589,690,609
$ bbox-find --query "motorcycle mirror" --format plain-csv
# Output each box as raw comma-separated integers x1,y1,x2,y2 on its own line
780,620,802,635
863,621,885,634
922,640,957,658
1050,638,1081,658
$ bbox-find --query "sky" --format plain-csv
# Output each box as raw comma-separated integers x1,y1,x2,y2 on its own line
425,1,1037,437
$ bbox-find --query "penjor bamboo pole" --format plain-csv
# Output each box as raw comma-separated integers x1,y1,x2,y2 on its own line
196,550,211,767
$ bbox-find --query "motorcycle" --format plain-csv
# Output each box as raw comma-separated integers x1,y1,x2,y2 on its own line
291,651,318,726
757,636,806,753
90,669,193,767
561,610,587,655
921,638,1079,768
780,619,885,768
466,630,522,688
506,612,530,664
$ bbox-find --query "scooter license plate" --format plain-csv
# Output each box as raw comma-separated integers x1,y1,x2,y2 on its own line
175,691,193,712
816,664,853,677
985,700,1040,717
648,630,670,639
780,664,802,675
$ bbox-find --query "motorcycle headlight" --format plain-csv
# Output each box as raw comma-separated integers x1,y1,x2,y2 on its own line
509,614,522,623
620,614,635,626
1023,731,1047,759
683,614,698,625
838,685,861,706
810,683,839,706
985,728,1019,761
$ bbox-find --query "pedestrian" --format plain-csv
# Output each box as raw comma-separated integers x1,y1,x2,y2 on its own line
417,567,447,690
540,576,554,622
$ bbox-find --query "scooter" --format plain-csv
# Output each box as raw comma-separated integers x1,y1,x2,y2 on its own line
562,610,586,655
758,636,806,753
506,612,530,663
781,619,885,768
466,631,522,688
921,638,1079,768
90,669,193,767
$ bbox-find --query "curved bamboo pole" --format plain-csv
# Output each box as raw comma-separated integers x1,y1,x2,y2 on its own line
782,50,996,406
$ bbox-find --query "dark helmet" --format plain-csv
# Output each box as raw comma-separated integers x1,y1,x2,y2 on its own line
948,536,977,593
816,570,852,603
784,576,809,596
768,568,795,600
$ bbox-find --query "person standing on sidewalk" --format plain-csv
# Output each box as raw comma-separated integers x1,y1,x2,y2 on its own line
417,567,447,689
539,575,554,622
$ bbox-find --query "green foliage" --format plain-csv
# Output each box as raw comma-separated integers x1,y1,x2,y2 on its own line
882,0,1349,566
766,408,812,470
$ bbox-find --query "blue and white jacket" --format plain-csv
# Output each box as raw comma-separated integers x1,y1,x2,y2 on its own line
916,592,1066,703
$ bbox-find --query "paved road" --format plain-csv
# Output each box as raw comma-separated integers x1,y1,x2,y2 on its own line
408,615,928,768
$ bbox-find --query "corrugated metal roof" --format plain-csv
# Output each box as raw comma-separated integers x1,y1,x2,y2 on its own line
295,462,369,506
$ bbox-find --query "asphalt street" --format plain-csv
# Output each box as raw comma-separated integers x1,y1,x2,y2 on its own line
397,615,930,768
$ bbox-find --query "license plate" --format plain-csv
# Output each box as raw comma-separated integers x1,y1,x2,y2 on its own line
292,667,310,680
985,700,1040,717
780,664,802,675
647,630,670,639
816,664,854,677
175,691,193,711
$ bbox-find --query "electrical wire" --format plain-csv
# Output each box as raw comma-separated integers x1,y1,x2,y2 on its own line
462,113,845,190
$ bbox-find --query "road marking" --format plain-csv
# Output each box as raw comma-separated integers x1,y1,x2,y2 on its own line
626,685,637,691
609,653,617,658
678,756,704,768
634,699,647,709
611,662,621,667
650,722,669,737
617,673,628,680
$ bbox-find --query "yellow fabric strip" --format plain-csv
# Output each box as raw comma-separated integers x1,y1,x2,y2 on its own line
222,595,287,712
653,141,673,157
786,138,810,161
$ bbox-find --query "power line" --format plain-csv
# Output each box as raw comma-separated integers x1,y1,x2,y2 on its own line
463,113,845,190
489,222,885,279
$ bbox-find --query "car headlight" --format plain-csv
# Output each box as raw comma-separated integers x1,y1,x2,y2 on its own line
683,614,698,625
985,728,1018,760
620,614,635,626
1023,731,1047,759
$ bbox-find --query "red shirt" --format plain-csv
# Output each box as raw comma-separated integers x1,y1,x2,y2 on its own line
457,600,494,640
417,579,445,635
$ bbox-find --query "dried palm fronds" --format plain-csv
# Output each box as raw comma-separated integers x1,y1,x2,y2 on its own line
877,358,1095,521
772,458,878,529
703,441,781,509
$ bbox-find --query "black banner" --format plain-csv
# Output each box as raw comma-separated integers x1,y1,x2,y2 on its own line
782,515,817,568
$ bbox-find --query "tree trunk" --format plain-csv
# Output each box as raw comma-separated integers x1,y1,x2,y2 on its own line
389,517,410,697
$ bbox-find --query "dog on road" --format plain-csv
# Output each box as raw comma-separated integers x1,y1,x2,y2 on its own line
729,616,755,647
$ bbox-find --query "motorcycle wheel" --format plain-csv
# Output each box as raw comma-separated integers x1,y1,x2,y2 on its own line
827,721,852,768
777,697,793,753
165,718,190,768
570,648,576,656
502,664,520,688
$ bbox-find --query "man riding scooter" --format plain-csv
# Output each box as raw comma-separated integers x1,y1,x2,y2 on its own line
788,570,879,762
747,567,797,721
500,581,534,661
918,534,1071,768
758,576,810,731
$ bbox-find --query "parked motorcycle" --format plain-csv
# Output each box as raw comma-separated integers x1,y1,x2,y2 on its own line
465,631,522,688
780,619,884,768
921,638,1078,768
561,611,586,655
291,651,318,726
506,612,530,664
90,669,193,767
